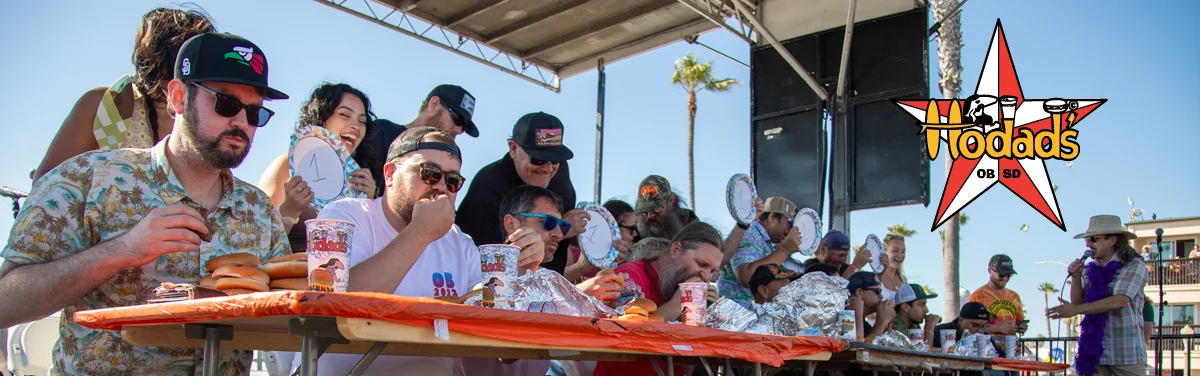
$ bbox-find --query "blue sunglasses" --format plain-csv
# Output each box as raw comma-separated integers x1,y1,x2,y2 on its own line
515,212,572,234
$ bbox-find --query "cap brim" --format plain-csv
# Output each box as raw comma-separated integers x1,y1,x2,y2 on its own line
524,145,574,162
190,77,289,100
635,201,665,213
464,119,480,138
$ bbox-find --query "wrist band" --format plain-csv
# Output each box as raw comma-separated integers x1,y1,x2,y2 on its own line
737,222,749,230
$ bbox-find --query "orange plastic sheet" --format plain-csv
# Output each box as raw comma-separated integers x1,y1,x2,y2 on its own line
73,291,845,366
990,357,1071,371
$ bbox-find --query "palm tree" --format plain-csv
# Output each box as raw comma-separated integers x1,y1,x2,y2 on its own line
887,224,918,238
939,213,969,241
922,284,938,296
1037,282,1060,336
933,0,964,320
672,53,738,209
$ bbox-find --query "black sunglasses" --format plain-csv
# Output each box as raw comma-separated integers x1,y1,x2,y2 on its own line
401,162,464,193
619,224,638,234
531,158,560,166
1087,235,1109,242
516,213,572,234
190,83,275,127
442,104,465,127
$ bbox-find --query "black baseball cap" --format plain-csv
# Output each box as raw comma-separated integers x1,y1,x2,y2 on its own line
427,85,479,137
511,112,573,162
174,32,288,100
749,264,800,295
959,302,991,321
846,271,881,293
387,126,462,162
822,230,851,251
989,254,1017,275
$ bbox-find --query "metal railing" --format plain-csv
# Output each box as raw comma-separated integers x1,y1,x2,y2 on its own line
1148,258,1200,286
1022,334,1200,375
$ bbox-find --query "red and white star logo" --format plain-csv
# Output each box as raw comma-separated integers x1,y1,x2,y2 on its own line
894,20,1105,232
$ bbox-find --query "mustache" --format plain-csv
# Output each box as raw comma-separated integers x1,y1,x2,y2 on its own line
217,128,250,144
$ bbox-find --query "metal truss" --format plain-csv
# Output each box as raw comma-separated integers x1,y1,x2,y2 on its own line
315,0,562,92
676,0,758,44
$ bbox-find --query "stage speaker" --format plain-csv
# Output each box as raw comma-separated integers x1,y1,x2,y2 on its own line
848,93,930,210
751,110,826,215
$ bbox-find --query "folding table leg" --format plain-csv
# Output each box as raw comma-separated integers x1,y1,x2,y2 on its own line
299,332,319,376
666,356,674,376
648,356,666,376
725,358,734,376
183,324,233,376
699,357,714,376
288,317,349,376
753,363,762,376
348,342,388,376
805,361,817,376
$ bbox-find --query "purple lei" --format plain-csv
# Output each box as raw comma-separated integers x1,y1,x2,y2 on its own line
1075,260,1123,376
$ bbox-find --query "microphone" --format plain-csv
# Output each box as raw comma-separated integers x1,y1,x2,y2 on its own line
0,186,28,199
1156,228,1164,244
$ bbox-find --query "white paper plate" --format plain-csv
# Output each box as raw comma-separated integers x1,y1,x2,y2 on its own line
864,234,885,272
725,174,758,226
576,202,620,269
288,125,364,212
795,208,822,256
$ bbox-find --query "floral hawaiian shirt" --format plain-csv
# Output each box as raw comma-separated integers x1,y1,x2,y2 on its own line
1,137,290,375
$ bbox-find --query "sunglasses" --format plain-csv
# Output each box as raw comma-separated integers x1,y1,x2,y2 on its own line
531,158,560,166
619,224,638,234
1087,235,1109,242
515,213,572,234
442,104,465,127
190,83,275,127
400,162,464,193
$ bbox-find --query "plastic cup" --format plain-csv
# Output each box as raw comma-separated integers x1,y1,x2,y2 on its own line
908,328,925,343
1004,335,1018,358
940,329,957,353
679,282,709,326
305,219,355,293
478,244,520,310
976,335,994,357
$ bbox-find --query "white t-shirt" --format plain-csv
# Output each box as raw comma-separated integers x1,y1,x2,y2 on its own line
298,197,483,375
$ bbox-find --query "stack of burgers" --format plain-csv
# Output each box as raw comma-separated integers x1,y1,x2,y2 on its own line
200,253,308,295
618,298,663,323
260,253,309,291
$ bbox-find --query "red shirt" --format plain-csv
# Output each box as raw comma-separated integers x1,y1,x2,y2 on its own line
594,260,685,376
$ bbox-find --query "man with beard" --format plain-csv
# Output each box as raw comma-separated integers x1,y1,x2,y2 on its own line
968,254,1029,343
308,127,546,375
802,230,871,278
354,85,481,197
0,32,291,375
718,197,802,308
595,222,723,376
634,175,697,241
458,185,623,376
456,112,584,275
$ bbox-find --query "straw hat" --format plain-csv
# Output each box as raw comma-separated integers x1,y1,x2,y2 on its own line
1072,214,1137,240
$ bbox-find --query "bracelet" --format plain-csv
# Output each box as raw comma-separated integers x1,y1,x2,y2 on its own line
282,216,299,228
737,222,750,230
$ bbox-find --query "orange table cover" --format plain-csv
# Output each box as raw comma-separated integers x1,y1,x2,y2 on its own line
72,291,845,366
990,357,1071,371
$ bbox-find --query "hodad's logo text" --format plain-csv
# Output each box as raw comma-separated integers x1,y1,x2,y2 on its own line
894,20,1105,232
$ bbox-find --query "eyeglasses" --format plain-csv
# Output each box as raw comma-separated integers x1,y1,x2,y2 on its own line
619,224,638,234
190,83,274,127
1087,235,1108,242
441,104,465,127
400,162,464,193
530,158,560,166
515,212,572,234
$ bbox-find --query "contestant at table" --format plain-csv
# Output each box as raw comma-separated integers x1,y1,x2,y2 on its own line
455,112,583,275
33,6,216,183
256,83,377,253
307,127,543,375
0,32,291,375
718,197,802,308
846,272,896,342
593,222,723,376
891,284,942,349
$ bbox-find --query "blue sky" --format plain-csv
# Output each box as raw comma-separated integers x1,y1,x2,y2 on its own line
1,0,1197,337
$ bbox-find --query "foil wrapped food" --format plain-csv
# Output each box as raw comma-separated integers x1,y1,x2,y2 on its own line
463,268,622,318
704,298,757,332
760,272,852,337
872,329,926,351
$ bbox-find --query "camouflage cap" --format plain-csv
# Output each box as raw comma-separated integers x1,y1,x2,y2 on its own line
635,175,672,213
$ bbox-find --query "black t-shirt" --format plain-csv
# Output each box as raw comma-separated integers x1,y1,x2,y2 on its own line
931,319,959,349
352,121,407,199
455,154,576,274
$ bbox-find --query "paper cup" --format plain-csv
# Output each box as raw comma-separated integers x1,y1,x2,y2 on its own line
479,244,520,310
839,310,857,334
1004,335,1018,358
305,219,354,293
679,282,709,326
907,328,925,343
940,329,957,353
976,335,994,357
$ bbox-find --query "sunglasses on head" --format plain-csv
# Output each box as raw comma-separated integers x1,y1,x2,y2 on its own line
515,213,572,234
400,162,464,193
190,83,275,127
441,104,465,127
531,158,560,166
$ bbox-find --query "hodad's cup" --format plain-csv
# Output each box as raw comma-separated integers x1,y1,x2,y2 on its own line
678,282,708,326
907,329,925,343
306,219,354,292
478,244,519,310
939,329,957,353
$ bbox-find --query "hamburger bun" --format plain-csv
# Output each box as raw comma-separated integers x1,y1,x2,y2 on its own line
265,253,306,264
617,314,648,322
215,277,268,292
212,265,270,285
598,268,615,276
222,288,260,296
199,276,216,288
624,306,650,317
629,298,658,313
205,253,261,272
260,261,308,279
268,278,308,290
647,312,664,323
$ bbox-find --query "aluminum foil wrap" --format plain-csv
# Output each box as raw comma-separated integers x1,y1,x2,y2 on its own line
704,297,757,332
872,329,926,351
464,268,622,318
756,272,850,337
954,333,979,357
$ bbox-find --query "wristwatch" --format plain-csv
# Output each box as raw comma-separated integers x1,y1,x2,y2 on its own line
737,222,750,230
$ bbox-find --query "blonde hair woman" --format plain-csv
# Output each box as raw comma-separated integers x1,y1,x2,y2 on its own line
877,234,908,302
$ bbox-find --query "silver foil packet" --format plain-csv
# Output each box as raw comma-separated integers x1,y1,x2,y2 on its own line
761,272,851,337
705,297,757,332
872,329,925,350
464,268,622,318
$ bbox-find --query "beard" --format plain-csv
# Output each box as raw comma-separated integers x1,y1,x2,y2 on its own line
181,104,251,169
655,257,689,299
638,208,684,240
391,181,445,224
